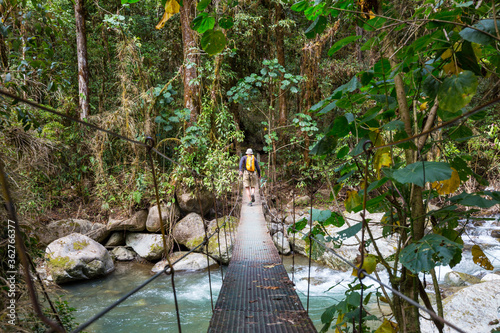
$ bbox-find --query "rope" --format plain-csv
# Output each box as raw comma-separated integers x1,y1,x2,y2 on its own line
146,137,182,332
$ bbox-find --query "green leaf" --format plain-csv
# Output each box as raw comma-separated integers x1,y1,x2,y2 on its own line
362,16,387,31
201,29,226,55
438,71,478,113
328,35,362,56
373,58,391,75
305,15,328,39
197,0,211,11
400,234,463,274
335,222,362,240
459,19,497,45
337,146,349,159
191,13,215,33
456,41,481,76
423,74,440,99
448,192,500,208
311,134,337,156
121,0,142,3
218,16,234,29
318,101,337,114
387,162,453,187
311,209,332,223
448,125,473,141
325,212,345,227
326,116,349,137
291,0,309,12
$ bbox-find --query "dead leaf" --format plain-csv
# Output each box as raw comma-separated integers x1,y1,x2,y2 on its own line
471,244,494,270
155,0,180,30
375,318,398,333
431,168,460,195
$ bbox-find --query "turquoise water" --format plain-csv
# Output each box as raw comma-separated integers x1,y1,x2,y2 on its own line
60,256,347,332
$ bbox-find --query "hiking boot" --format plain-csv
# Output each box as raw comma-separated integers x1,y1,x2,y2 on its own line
251,194,255,202
248,202,252,207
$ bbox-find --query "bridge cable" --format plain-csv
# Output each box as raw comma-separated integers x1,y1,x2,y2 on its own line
291,189,296,283
146,137,182,333
211,177,225,281
306,183,314,314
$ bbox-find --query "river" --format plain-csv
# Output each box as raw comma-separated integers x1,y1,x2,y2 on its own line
60,216,500,332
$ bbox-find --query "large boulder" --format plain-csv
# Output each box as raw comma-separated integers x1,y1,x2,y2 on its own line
38,219,110,245
45,233,114,284
146,202,180,232
444,271,481,286
151,252,218,273
273,231,291,255
175,185,214,215
173,214,237,264
125,233,167,261
420,281,500,332
107,210,148,232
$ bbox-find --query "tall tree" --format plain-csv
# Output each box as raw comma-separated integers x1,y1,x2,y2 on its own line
179,0,201,124
275,2,287,125
74,0,90,120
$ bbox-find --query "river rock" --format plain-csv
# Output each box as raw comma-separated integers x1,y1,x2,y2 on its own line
175,185,214,215
125,233,167,261
151,252,218,273
45,233,114,284
146,202,180,232
273,231,291,255
444,271,481,286
481,273,500,282
38,219,110,245
111,247,136,261
420,281,500,333
173,214,237,264
491,230,500,239
292,195,311,207
107,210,148,232
268,222,284,235
105,232,126,246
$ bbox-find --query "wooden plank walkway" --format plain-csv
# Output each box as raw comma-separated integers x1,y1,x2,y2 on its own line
207,192,317,333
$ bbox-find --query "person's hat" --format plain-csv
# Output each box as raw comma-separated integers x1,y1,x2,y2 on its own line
246,148,253,155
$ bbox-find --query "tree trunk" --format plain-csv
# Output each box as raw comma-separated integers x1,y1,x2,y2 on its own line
75,0,90,120
275,3,287,125
180,0,201,125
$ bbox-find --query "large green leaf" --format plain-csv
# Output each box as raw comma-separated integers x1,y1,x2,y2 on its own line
400,234,463,274
386,162,452,187
456,41,481,76
305,15,327,39
335,222,362,240
191,13,215,33
197,0,211,11
448,191,500,208
438,71,478,113
200,29,226,55
327,35,362,56
218,16,234,29
311,134,337,156
459,19,497,45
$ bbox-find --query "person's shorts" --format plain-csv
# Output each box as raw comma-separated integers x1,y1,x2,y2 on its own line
243,171,258,188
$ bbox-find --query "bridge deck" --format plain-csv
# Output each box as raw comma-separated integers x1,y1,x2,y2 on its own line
207,193,317,333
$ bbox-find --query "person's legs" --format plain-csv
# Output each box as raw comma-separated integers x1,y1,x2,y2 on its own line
243,172,252,204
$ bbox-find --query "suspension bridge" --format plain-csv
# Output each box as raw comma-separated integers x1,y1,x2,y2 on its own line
208,193,316,332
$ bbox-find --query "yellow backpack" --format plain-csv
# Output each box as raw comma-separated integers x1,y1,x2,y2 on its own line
246,155,255,172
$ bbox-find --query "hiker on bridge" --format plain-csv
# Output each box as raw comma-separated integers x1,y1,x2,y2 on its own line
239,148,261,206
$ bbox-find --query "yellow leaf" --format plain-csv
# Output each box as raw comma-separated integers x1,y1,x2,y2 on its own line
379,296,390,303
368,10,375,19
441,48,453,60
334,313,346,333
373,148,391,179
443,59,462,75
344,190,361,212
375,318,398,333
352,254,378,279
155,0,180,30
471,245,494,270
431,168,460,195
420,101,428,111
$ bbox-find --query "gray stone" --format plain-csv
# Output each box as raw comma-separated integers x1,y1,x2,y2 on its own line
176,185,214,215
125,233,167,261
444,271,481,287
111,246,136,261
38,219,110,245
491,230,500,239
105,232,126,246
268,222,284,235
173,214,237,264
107,210,148,232
45,233,114,284
146,202,180,232
293,195,311,206
151,252,218,273
420,281,500,333
273,232,291,255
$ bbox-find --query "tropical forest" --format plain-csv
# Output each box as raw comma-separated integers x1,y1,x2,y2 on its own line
1,0,500,332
